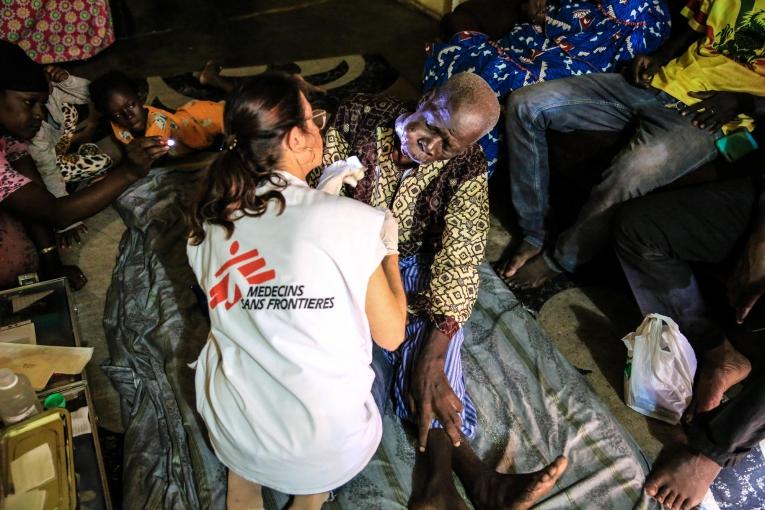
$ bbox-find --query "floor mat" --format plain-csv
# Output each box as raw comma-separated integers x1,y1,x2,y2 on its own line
103,162,658,508
143,53,411,111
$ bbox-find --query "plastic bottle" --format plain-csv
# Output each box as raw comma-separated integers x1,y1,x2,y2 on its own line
0,368,42,425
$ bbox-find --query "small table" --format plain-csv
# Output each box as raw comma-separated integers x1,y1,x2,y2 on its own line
0,278,112,510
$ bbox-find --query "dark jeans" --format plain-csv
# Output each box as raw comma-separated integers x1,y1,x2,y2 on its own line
613,177,764,466
506,73,720,272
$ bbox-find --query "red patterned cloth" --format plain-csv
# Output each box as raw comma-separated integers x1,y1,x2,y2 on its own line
1,0,115,64
0,135,37,288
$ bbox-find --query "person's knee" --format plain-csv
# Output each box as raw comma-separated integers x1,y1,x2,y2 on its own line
612,200,666,256
505,86,540,121
505,80,575,129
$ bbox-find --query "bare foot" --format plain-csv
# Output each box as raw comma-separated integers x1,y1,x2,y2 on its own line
408,472,469,510
507,253,560,289
199,59,223,87
293,74,326,96
499,240,542,278
645,448,720,510
686,339,751,422
467,456,568,510
409,431,469,510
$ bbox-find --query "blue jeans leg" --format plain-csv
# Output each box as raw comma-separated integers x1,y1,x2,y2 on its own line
506,73,653,249
552,95,719,271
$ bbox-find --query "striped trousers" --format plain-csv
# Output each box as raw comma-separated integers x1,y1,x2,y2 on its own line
383,255,477,439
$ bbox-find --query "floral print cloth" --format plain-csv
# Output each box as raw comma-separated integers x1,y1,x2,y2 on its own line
1,0,115,64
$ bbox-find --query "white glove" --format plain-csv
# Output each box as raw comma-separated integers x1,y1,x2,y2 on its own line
380,208,399,255
316,156,366,195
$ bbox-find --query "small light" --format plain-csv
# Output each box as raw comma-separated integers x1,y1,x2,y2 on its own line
166,139,176,147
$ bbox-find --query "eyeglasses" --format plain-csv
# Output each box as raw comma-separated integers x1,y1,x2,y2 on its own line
310,109,327,130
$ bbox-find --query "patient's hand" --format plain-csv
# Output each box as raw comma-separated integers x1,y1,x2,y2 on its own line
409,329,463,451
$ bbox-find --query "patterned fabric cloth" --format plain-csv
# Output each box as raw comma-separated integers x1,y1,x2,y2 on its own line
56,103,112,183
0,0,115,64
28,80,111,197
386,254,478,438
321,93,490,337
111,101,225,149
651,0,765,133
0,135,37,288
422,0,671,174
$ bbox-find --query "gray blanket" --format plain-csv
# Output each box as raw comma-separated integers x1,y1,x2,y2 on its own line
104,164,658,509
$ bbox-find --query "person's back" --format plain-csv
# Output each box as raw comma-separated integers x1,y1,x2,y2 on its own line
187,175,387,491
185,73,406,509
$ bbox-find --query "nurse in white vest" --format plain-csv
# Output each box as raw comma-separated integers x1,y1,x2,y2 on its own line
186,73,407,510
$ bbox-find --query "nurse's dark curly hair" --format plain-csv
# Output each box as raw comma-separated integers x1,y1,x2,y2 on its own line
187,73,309,244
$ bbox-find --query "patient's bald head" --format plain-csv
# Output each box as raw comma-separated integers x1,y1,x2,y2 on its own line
438,72,500,139
394,73,500,165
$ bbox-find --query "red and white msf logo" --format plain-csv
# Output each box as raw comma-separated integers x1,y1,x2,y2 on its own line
209,241,276,310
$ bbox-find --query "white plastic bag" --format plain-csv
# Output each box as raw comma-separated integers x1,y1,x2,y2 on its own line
622,313,697,425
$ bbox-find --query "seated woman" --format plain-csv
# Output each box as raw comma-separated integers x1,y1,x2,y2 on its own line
30,66,114,197
29,66,116,247
0,40,168,290
186,73,408,509
89,71,224,158
423,0,672,174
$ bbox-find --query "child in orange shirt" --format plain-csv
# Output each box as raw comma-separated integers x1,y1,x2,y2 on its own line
89,71,224,157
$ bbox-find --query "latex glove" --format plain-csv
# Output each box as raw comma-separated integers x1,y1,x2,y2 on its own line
316,156,366,195
380,208,399,255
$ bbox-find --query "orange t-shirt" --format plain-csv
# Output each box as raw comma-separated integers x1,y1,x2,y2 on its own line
111,101,224,149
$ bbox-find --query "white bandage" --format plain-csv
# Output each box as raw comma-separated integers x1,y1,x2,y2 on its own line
316,156,366,195
380,208,399,255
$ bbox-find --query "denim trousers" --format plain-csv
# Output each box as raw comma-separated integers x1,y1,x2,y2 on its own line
612,177,764,466
505,73,720,272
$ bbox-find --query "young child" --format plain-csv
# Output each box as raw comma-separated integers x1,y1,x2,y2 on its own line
89,71,224,157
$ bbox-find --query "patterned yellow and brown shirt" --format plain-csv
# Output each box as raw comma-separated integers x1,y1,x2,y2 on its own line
320,94,489,338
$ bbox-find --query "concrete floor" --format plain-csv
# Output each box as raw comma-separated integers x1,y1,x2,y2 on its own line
65,0,678,460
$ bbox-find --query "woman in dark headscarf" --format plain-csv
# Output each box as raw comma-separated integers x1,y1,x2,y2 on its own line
0,40,167,289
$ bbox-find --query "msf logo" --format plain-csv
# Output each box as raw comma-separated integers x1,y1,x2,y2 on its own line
209,241,276,310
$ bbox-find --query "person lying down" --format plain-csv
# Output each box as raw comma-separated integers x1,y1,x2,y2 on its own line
89,70,224,158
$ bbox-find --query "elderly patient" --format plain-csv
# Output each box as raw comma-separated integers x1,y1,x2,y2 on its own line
320,72,567,509
186,73,407,510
